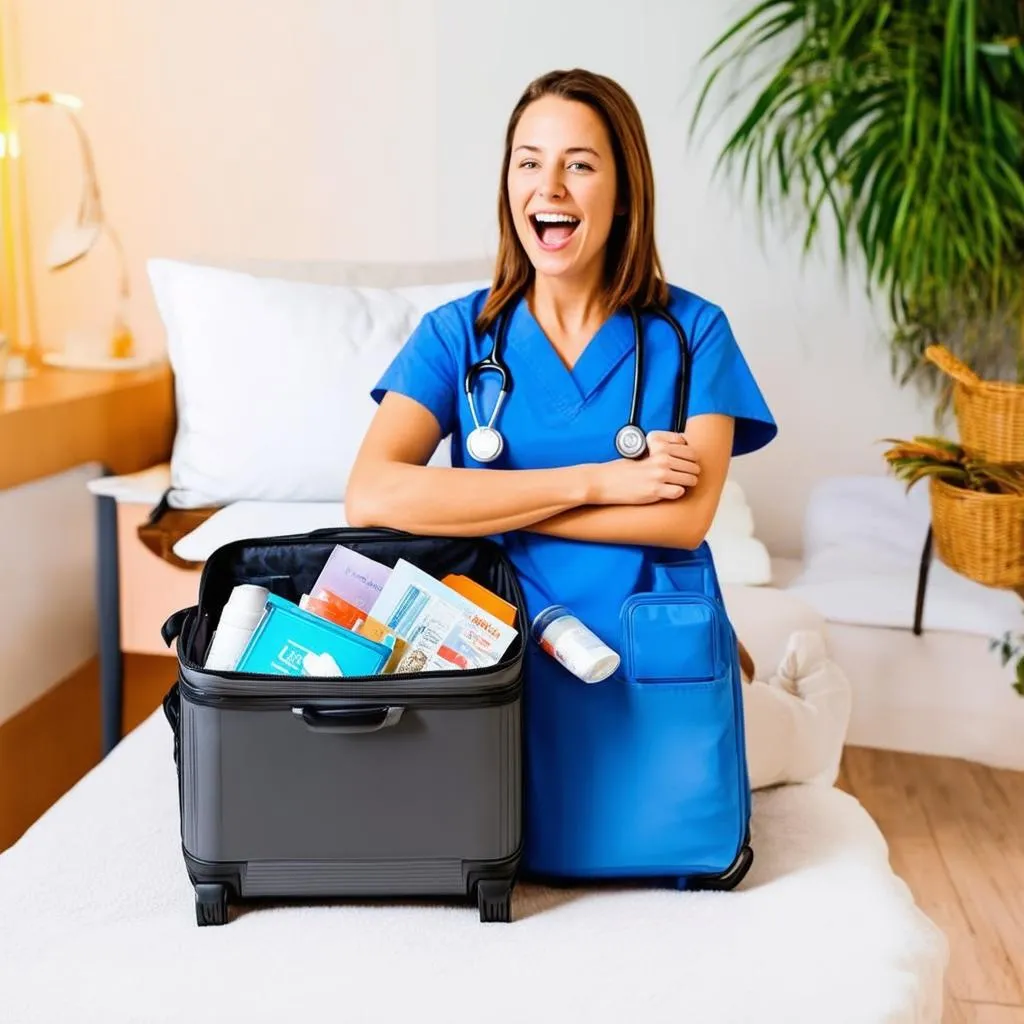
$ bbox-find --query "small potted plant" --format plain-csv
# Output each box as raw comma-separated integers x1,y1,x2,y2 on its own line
882,434,1024,591
883,435,1024,696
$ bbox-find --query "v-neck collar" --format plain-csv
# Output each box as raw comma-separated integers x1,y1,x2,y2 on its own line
506,297,634,413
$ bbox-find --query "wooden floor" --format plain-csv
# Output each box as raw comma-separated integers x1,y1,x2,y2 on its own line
2,658,1022,1023
838,749,1024,1023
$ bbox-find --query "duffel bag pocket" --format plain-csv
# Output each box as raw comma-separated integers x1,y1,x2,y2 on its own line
620,592,725,684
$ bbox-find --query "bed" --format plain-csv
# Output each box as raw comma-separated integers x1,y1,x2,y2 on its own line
13,257,947,1021
777,476,1024,772
0,695,947,1024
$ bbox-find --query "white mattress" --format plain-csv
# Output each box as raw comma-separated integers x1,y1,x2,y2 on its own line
0,711,947,1024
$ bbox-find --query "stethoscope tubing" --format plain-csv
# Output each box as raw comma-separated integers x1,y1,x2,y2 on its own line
465,300,690,461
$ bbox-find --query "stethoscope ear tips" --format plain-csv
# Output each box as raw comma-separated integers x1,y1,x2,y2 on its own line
615,424,647,459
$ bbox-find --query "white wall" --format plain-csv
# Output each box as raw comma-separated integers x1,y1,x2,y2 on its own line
9,0,936,563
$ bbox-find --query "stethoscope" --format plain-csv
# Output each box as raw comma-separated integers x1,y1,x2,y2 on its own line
464,303,691,463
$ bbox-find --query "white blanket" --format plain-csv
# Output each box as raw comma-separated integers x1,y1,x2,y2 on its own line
0,712,947,1024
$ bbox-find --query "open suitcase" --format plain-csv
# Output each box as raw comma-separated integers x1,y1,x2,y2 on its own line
161,527,525,926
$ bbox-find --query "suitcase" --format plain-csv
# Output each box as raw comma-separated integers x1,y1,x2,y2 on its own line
161,527,525,926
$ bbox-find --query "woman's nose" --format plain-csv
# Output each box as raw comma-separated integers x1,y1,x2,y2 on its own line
539,168,566,199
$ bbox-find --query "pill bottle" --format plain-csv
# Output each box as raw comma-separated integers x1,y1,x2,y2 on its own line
530,604,620,684
204,584,270,671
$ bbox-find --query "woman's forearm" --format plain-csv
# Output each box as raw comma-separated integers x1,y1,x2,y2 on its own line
345,462,594,537
523,498,713,550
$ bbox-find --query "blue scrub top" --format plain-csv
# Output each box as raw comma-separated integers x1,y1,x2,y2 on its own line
370,285,777,874
371,285,775,634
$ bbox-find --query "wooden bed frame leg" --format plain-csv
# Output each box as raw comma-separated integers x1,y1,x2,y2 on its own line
96,487,124,757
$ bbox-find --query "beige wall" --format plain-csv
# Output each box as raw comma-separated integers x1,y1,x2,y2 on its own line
10,0,439,359
7,0,936,561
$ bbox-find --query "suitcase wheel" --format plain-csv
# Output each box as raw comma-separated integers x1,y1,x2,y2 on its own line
195,883,229,926
476,879,513,923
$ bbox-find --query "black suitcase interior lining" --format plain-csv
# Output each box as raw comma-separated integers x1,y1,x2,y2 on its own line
180,528,527,679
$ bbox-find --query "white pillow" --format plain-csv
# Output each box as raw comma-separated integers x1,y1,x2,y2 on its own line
147,258,489,507
706,479,773,585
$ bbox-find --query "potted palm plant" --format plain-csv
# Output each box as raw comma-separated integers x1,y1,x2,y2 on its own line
690,1,1024,418
691,3,1024,690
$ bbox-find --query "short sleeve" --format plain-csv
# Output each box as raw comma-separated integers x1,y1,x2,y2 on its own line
370,309,460,438
687,305,777,456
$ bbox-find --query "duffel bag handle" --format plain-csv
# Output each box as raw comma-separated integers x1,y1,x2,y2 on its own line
162,606,195,648
291,705,404,734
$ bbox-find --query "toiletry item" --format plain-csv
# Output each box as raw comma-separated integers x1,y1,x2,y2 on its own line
369,559,518,669
234,594,393,678
299,589,365,632
359,616,410,674
531,605,620,684
310,546,393,613
441,574,517,626
204,584,270,671
302,652,344,677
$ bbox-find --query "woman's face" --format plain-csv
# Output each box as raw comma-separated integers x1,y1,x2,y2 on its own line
507,95,620,285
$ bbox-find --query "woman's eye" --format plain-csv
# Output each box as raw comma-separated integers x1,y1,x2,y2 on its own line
568,162,593,172
519,160,539,170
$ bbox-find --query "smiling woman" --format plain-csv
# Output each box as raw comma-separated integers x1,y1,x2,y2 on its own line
346,68,779,883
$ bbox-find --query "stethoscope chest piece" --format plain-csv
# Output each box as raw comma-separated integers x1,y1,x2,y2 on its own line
615,423,647,459
467,424,504,463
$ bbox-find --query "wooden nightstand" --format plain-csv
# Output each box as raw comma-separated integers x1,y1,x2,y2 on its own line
0,361,175,489
0,362,176,755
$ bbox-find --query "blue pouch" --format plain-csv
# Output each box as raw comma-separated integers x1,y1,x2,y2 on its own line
522,543,752,891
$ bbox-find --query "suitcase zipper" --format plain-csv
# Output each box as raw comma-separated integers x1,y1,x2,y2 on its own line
177,675,520,710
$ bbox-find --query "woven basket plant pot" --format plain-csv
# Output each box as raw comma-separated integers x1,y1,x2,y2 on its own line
929,477,1024,588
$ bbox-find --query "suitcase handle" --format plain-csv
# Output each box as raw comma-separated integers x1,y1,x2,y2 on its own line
291,705,404,734
162,606,195,648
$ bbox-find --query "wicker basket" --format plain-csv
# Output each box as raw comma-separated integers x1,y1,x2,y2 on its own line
925,344,1024,464
929,476,1024,588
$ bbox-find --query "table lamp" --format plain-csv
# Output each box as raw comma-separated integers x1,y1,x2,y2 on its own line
17,91,137,369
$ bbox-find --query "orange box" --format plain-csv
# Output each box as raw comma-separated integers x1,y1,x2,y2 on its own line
441,575,517,626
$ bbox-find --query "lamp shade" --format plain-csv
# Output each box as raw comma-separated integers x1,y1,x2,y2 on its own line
45,217,101,269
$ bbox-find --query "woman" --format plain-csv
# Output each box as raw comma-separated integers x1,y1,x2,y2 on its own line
348,69,842,879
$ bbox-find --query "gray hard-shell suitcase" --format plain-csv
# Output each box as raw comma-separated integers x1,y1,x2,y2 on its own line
161,527,525,926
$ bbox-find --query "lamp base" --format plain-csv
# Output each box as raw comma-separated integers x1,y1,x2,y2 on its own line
1,353,37,381
42,350,163,372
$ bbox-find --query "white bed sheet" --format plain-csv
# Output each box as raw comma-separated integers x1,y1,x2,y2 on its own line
0,711,947,1024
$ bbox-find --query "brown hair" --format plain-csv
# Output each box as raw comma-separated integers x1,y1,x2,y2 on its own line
475,68,669,337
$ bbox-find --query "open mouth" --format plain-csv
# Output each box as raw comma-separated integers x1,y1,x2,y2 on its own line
530,212,580,251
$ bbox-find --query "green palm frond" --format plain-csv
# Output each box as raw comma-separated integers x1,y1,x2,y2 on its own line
881,433,1024,493
691,0,1024,385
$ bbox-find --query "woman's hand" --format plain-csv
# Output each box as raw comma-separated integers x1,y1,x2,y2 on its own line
590,431,701,505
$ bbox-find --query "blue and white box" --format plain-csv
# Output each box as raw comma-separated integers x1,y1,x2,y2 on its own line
235,594,394,678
